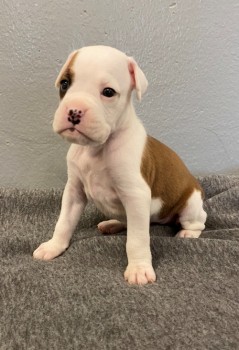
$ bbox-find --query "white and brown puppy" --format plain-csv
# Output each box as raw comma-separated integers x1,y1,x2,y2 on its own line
33,45,207,285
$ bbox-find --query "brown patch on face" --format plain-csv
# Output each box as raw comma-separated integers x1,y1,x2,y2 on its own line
59,68,73,99
141,136,203,220
55,50,79,99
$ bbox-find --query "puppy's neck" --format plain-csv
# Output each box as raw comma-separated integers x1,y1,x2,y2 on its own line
105,100,145,153
114,99,139,131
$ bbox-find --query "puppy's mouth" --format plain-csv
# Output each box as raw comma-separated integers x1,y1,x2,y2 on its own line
59,127,94,142
68,127,80,134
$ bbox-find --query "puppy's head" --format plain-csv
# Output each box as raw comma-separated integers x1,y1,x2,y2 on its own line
53,45,148,146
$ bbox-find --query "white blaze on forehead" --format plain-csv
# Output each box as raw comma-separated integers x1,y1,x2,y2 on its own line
71,45,131,90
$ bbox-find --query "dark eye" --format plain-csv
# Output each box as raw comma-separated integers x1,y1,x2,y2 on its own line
102,87,116,98
60,79,70,92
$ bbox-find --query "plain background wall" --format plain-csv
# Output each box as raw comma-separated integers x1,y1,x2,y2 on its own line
0,0,239,189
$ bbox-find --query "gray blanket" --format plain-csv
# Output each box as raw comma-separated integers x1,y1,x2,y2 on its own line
0,175,239,349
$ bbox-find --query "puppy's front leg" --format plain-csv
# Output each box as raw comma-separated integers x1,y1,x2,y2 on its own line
33,180,87,260
120,183,156,285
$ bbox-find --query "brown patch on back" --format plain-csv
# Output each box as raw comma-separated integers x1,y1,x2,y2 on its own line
141,136,203,220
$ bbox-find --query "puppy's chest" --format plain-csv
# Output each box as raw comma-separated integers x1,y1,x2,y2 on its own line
70,150,124,217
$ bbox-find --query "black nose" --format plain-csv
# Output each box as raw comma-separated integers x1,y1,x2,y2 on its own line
68,109,82,125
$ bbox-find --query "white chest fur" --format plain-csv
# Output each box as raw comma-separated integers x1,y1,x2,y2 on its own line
67,144,126,219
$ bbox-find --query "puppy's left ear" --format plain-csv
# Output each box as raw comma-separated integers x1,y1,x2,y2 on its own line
55,50,78,88
128,57,148,101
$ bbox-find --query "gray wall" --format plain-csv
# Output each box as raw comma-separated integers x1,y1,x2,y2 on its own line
1,0,239,189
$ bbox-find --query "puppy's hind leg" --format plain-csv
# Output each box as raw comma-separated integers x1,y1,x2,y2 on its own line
98,219,126,234
176,190,207,238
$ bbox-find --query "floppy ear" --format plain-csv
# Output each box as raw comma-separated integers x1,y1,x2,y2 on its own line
55,50,78,88
128,57,148,101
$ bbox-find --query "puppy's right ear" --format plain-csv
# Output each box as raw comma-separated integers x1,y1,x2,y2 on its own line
55,50,78,88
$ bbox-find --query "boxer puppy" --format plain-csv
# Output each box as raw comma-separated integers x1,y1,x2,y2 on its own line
33,45,207,285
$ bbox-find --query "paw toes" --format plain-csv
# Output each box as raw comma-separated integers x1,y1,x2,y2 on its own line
124,264,156,285
33,248,53,261
33,240,67,260
176,230,201,238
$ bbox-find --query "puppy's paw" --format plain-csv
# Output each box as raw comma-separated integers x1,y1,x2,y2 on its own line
33,239,68,260
124,263,156,285
97,219,126,234
176,229,201,238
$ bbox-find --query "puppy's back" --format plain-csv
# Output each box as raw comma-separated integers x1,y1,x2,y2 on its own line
141,136,202,220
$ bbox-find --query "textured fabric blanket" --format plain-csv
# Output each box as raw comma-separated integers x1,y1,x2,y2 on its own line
0,175,239,349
